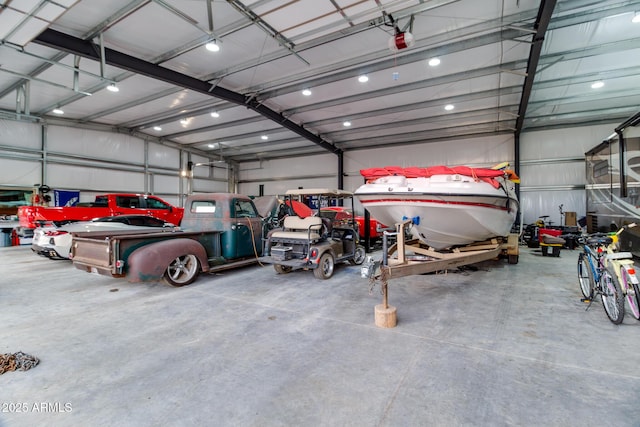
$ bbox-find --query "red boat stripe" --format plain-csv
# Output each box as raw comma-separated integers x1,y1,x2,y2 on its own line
360,198,510,211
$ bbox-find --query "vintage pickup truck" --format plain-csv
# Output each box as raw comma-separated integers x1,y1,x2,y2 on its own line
70,193,265,286
17,193,183,236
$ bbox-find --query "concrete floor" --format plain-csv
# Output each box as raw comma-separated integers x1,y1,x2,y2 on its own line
1,243,640,427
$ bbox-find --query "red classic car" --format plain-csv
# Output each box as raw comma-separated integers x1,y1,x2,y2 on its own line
320,206,387,242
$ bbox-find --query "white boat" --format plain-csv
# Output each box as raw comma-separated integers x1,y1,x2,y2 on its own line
354,165,520,250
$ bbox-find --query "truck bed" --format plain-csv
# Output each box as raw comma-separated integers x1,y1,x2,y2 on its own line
71,229,221,277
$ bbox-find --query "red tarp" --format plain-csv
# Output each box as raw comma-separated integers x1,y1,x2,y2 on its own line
359,165,520,189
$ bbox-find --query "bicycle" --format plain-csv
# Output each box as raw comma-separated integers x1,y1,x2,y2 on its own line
605,224,640,320
577,233,625,324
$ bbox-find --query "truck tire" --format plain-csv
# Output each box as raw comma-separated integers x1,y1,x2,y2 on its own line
274,264,292,274
313,252,335,280
163,254,200,287
349,245,366,265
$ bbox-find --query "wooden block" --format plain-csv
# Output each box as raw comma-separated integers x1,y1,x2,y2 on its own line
375,304,397,328
565,212,577,226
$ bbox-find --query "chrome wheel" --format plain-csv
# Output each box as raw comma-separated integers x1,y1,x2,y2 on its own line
163,254,199,287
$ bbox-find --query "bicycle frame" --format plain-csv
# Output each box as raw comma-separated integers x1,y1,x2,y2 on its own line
582,243,606,286
577,234,625,324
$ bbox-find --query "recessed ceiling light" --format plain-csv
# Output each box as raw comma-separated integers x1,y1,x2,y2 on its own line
180,118,189,125
261,135,268,140
444,104,454,111
208,143,215,148
205,41,220,52
106,83,119,92
428,58,441,67
211,111,220,118
591,81,604,89
343,121,352,127
153,126,162,131
52,108,64,115
632,12,640,23
302,89,312,96
358,75,369,83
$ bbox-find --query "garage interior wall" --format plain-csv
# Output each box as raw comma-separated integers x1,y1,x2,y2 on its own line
237,122,622,225
519,122,618,225
0,117,624,226
0,118,230,206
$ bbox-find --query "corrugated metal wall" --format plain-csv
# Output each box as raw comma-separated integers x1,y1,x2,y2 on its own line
0,118,623,226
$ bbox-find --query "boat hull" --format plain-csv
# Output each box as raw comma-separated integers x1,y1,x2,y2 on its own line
355,174,519,250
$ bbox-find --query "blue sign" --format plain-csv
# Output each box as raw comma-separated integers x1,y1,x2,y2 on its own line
54,190,80,207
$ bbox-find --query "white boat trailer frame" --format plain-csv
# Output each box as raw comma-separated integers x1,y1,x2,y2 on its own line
362,220,519,328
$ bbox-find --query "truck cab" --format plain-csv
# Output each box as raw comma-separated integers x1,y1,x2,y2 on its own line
180,193,263,261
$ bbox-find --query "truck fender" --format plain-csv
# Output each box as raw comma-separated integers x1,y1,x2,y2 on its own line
127,238,209,283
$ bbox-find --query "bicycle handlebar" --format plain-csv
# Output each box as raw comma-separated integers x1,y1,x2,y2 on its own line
578,233,613,247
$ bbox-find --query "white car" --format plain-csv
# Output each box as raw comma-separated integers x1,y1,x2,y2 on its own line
32,215,178,260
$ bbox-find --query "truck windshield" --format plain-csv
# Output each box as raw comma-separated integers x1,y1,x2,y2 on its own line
145,197,171,210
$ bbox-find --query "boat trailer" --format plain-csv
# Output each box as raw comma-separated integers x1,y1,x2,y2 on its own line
361,220,519,328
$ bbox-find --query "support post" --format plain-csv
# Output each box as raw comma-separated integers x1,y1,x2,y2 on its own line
375,228,397,328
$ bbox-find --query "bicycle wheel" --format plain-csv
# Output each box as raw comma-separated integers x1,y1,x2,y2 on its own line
631,283,640,322
620,266,640,320
601,267,625,324
577,253,594,299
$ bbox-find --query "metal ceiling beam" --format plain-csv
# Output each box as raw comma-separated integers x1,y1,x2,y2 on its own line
181,125,295,148
121,100,234,129
527,89,640,118
338,122,516,148
226,0,309,65
33,28,341,156
322,107,520,139
523,107,638,130
205,0,470,81
170,87,523,145
165,116,268,139
250,2,637,102
66,1,639,126
0,51,67,100
84,0,150,40
216,135,308,152
514,0,557,135
253,28,527,99
284,61,525,116
0,66,92,96
226,126,515,163
134,84,519,134
307,87,522,127
205,0,633,120
186,105,522,150
79,87,184,122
